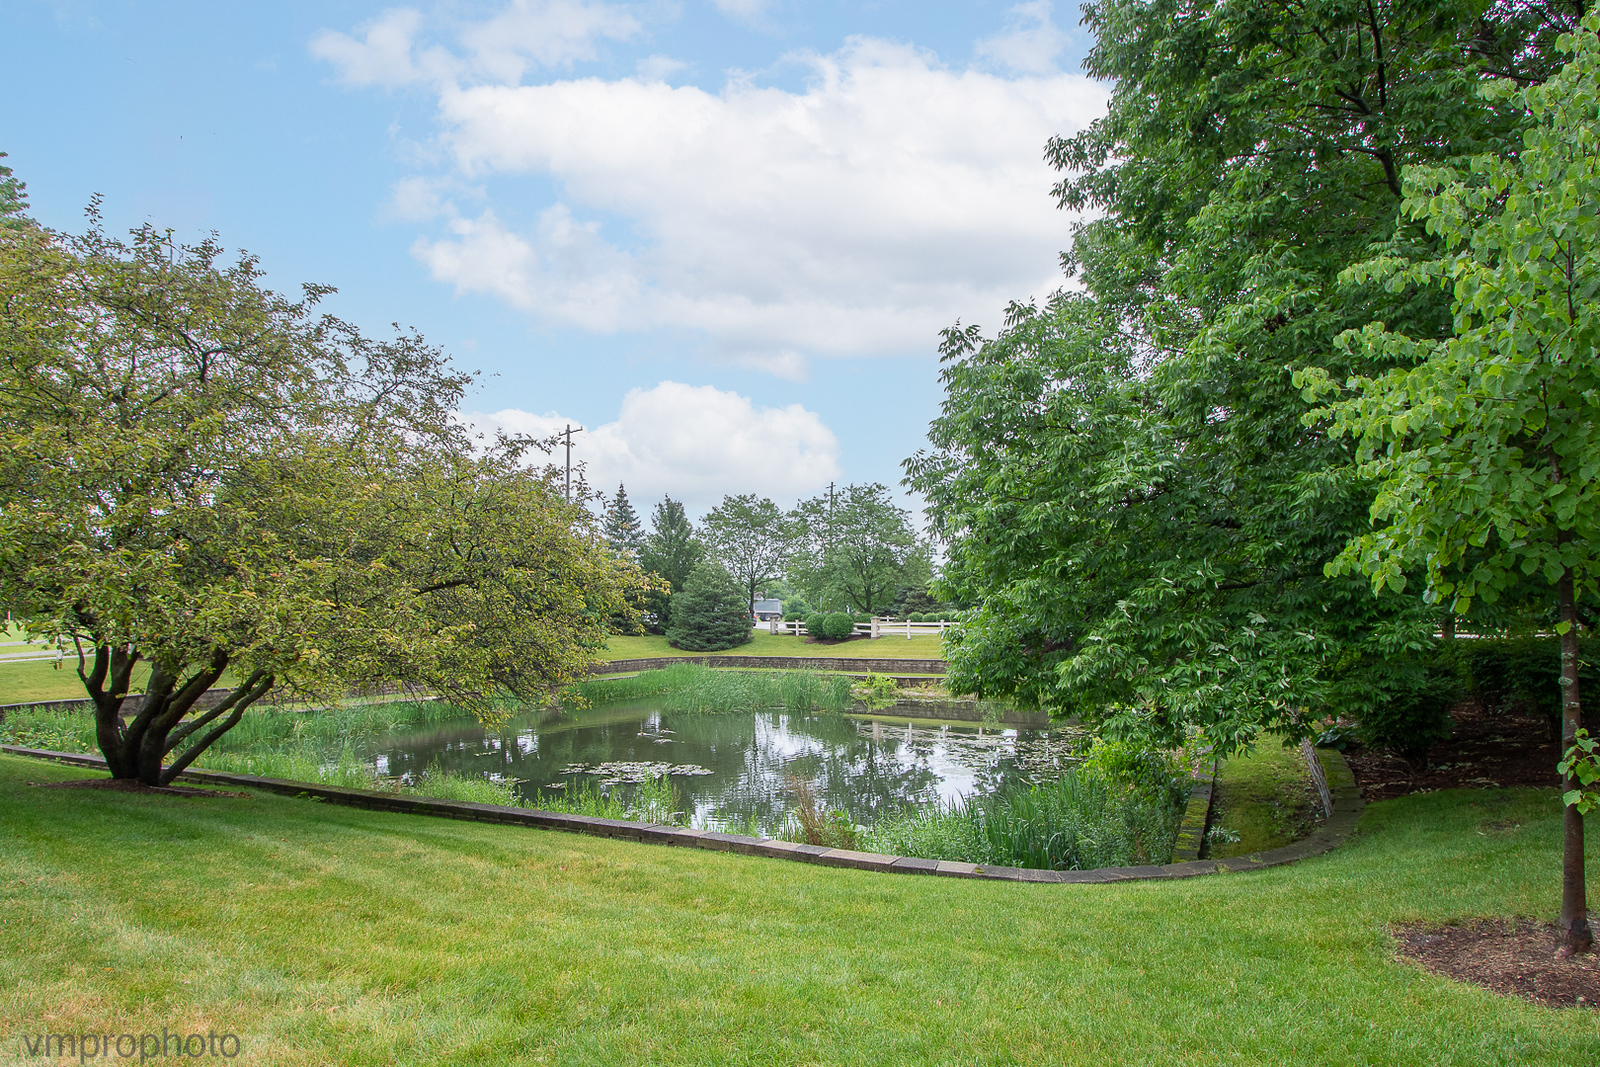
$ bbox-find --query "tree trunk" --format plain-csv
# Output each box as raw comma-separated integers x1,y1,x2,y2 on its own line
82,645,273,787
1558,566,1593,957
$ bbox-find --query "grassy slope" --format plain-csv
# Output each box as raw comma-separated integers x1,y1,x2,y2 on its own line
1,754,1595,1066
0,634,945,705
1206,741,1322,859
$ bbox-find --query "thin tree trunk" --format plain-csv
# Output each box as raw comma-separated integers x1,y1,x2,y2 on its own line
1558,565,1593,957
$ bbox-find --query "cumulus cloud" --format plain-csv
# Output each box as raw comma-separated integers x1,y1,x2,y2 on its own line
408,37,1106,374
314,5,1107,376
311,1,641,88
974,1,1071,75
711,0,774,27
460,381,840,509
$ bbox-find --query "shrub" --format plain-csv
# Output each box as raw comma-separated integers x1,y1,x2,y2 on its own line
666,564,753,652
1456,636,1599,737
813,612,856,640
908,612,927,622
1355,655,1459,769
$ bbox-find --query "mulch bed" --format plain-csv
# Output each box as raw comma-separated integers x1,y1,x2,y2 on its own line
1343,698,1559,801
30,778,250,798
1392,920,1600,1009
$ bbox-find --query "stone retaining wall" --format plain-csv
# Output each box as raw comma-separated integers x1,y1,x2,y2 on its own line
1,744,1362,884
592,655,947,676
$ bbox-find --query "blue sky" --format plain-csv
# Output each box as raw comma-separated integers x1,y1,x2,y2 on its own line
3,0,1103,514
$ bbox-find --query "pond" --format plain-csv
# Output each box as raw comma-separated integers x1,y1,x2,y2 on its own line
366,700,1089,834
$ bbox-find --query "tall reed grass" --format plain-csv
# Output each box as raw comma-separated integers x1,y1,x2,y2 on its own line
569,664,854,714
860,768,1185,871
530,774,685,825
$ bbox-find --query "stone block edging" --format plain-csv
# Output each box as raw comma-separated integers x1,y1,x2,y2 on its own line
1170,758,1219,863
590,656,947,677
0,744,1363,884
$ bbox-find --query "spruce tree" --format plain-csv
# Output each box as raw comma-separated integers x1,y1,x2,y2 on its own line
603,483,644,558
666,564,753,652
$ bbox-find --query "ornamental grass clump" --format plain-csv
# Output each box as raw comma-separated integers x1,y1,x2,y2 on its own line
862,742,1189,871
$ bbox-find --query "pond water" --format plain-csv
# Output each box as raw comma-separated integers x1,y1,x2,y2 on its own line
367,700,1088,833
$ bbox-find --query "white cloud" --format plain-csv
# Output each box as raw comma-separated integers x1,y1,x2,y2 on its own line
310,8,435,87
974,1,1071,76
635,54,687,81
711,0,773,27
409,36,1106,375
311,1,641,88
460,381,840,509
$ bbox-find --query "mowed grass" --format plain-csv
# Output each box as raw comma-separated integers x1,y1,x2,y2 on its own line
1,754,1596,1066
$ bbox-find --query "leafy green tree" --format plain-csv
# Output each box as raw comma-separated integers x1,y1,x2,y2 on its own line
789,483,925,615
666,564,753,652
702,493,790,614
0,215,644,786
908,0,1576,748
1301,16,1600,952
603,483,645,559
0,152,27,229
638,496,704,631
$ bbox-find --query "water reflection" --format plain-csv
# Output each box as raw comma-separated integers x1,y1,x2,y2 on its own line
366,699,1087,833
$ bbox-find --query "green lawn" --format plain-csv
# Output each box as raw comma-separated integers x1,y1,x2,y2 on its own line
1205,739,1323,859
1,753,1595,1065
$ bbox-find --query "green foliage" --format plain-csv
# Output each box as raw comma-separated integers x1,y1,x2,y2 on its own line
638,496,703,631
849,672,899,710
862,766,1185,871
904,1,1575,754
0,152,28,230
1559,729,1600,813
570,663,854,715
1079,739,1191,808
789,483,926,615
602,483,645,559
0,213,644,785
1349,655,1459,768
702,494,790,612
810,612,856,641
665,565,753,652
1456,636,1600,732
533,774,684,825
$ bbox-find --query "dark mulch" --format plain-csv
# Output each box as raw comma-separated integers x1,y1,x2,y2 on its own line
30,778,249,798
1393,919,1600,1009
1344,698,1559,801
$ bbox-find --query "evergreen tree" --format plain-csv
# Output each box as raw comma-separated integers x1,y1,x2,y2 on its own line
666,564,753,652
638,495,704,630
603,483,645,558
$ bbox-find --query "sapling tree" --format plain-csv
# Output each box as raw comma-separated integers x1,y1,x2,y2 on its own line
1300,16,1600,953
0,212,645,786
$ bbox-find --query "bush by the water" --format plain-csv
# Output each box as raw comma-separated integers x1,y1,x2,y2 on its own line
861,757,1187,871
666,565,753,651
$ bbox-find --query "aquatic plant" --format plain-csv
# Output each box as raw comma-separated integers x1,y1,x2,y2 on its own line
860,765,1185,871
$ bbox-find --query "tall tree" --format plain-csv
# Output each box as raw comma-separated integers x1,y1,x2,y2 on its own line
702,494,789,613
908,0,1578,747
790,484,925,616
603,483,645,559
1302,15,1600,952
0,214,644,786
638,496,704,630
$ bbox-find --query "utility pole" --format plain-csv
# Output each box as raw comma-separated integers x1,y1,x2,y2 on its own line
563,423,584,502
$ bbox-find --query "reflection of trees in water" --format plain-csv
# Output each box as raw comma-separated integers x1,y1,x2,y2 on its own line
361,701,1085,832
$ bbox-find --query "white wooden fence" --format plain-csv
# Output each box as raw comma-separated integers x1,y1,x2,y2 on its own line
763,617,956,640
